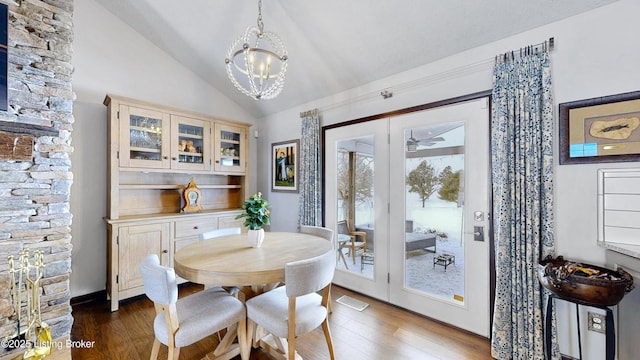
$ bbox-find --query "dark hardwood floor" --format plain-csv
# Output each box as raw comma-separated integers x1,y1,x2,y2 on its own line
70,284,491,359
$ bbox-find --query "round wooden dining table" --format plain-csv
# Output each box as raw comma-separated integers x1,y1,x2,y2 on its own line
173,231,332,289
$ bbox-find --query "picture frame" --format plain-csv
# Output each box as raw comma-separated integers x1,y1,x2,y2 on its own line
559,90,640,165
271,139,299,192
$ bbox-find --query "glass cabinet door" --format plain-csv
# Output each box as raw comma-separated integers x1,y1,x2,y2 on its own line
119,106,171,169
171,116,211,171
214,123,246,173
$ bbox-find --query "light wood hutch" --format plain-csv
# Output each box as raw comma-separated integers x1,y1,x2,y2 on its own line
104,94,250,311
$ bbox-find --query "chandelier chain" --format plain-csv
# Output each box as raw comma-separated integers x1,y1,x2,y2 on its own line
256,0,264,33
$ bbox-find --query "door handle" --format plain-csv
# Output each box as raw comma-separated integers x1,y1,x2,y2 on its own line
473,226,484,241
464,226,484,241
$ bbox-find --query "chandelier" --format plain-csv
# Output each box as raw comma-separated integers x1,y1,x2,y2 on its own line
225,0,288,100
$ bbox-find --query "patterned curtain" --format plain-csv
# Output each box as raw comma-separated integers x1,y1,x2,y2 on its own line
490,50,559,360
298,109,322,226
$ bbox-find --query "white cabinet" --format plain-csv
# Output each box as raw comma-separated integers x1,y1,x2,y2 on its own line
104,94,250,311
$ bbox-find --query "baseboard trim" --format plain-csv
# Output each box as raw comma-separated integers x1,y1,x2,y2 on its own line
561,354,578,360
70,290,107,306
70,282,199,307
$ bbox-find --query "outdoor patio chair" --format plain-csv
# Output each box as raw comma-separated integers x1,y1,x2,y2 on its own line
337,220,367,264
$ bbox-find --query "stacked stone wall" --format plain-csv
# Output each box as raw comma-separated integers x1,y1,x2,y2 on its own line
0,0,74,357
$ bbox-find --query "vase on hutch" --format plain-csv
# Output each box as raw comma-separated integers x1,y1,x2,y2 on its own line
248,228,265,248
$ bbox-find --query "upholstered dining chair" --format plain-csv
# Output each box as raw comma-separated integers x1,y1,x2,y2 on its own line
139,254,249,360
299,225,334,243
337,220,367,264
245,249,335,360
199,227,241,240
299,225,335,313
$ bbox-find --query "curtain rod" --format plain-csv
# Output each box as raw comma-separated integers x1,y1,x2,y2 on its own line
315,37,555,114
516,37,554,52
497,37,555,62
299,108,318,118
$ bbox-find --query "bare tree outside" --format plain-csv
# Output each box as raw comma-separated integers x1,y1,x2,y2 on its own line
406,160,439,208
337,150,374,220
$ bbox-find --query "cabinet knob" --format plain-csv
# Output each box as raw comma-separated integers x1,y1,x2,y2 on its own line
172,157,177,161
193,226,199,229
162,250,168,254
163,156,168,160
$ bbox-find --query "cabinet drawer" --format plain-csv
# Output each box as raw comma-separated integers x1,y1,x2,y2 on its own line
174,218,218,238
218,214,243,230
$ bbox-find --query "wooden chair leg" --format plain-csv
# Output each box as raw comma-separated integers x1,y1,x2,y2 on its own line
287,336,296,360
321,318,335,360
150,339,161,360
237,318,250,360
288,297,296,360
337,248,349,269
350,246,356,264
247,319,258,348
214,323,238,356
168,346,180,360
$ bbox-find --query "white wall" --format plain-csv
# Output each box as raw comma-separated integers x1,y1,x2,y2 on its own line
258,0,640,358
70,0,258,297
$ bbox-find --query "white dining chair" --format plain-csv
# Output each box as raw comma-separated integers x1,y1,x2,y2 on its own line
200,227,241,240
299,225,335,313
139,254,249,360
299,225,334,243
246,249,335,360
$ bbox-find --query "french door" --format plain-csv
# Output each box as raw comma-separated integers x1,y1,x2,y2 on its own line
388,98,490,336
325,119,390,300
325,96,491,336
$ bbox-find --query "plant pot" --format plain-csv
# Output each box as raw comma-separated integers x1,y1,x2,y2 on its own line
248,228,265,248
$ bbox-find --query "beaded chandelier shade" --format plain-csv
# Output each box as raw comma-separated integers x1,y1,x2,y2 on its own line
225,0,288,100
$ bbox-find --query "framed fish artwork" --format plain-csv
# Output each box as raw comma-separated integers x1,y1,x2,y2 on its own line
559,90,640,164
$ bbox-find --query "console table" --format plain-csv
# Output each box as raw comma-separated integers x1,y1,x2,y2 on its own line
545,293,615,360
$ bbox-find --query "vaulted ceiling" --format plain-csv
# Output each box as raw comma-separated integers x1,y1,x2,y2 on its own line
94,0,617,118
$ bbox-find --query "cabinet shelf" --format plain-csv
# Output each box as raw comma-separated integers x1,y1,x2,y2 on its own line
179,151,203,157
178,133,204,139
131,147,161,153
131,125,162,134
220,139,240,145
119,184,242,190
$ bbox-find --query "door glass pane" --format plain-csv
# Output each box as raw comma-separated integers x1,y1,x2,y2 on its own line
336,136,374,278
404,123,465,302
178,123,204,164
129,114,163,161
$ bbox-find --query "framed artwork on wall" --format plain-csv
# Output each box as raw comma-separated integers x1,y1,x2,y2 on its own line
559,90,640,165
271,139,299,192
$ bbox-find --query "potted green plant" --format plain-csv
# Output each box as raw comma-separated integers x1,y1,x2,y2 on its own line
235,192,270,247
